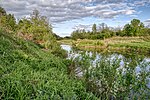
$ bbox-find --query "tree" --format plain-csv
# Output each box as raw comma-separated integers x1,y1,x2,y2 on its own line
0,7,65,56
124,24,133,36
71,30,80,40
0,7,16,31
17,18,32,34
17,9,55,49
92,24,97,33
6,14,16,31
0,7,6,16
98,23,107,31
131,19,140,27
28,10,53,41
124,19,145,36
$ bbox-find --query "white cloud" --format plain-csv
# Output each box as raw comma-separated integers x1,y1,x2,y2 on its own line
144,19,150,24
144,19,150,27
134,0,150,7
146,19,150,21
73,24,92,30
0,0,149,23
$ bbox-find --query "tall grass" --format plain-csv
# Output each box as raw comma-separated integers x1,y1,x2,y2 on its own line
69,52,150,99
0,30,98,99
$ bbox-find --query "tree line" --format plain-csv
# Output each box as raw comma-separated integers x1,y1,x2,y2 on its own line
71,19,150,40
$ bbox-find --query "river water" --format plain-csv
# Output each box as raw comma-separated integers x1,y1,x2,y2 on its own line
61,44,150,89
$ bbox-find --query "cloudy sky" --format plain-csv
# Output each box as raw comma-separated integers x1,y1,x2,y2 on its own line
0,0,150,37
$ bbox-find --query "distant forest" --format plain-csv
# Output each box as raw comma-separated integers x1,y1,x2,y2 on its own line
71,19,150,40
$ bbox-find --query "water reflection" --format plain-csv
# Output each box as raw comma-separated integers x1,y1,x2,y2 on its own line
61,45,150,88
61,45,150,70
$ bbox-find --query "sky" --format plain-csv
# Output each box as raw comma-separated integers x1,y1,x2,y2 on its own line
0,0,150,37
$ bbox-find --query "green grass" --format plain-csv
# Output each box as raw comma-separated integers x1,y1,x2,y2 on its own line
58,39,73,45
66,37,150,55
0,30,97,99
108,37,150,54
76,40,104,47
111,41,150,49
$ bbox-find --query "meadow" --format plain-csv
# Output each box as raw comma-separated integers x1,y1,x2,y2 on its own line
59,36,150,55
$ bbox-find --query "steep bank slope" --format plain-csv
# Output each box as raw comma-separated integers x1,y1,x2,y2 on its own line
0,30,96,99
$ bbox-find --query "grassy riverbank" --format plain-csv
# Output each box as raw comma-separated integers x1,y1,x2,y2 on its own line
59,36,150,54
0,30,98,99
58,39,73,45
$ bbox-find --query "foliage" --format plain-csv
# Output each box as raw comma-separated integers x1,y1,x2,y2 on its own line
0,7,66,57
0,7,65,57
52,33,63,40
0,30,98,99
17,10,53,48
92,24,97,34
0,7,16,31
0,7,6,16
71,52,150,99
123,19,145,36
71,19,150,40
71,28,115,40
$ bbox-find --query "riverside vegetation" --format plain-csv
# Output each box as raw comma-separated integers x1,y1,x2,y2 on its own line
59,19,150,55
59,36,150,55
67,50,150,99
0,6,150,99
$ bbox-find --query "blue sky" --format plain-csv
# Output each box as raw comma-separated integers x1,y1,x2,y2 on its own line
0,0,150,37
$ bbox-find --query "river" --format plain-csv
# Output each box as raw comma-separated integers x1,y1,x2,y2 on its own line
61,44,150,70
